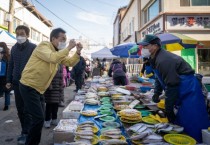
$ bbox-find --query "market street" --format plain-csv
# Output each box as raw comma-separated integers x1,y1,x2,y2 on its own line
0,86,76,145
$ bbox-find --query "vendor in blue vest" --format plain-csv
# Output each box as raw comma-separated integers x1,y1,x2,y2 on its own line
138,34,209,143
140,57,155,79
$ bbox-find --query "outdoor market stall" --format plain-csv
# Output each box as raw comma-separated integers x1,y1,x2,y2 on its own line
52,75,204,145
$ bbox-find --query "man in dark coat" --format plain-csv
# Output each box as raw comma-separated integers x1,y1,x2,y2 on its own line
71,56,86,92
6,25,36,144
44,64,64,128
138,34,209,143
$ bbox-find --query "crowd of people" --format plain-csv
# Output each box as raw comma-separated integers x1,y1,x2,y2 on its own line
0,24,209,144
0,25,83,145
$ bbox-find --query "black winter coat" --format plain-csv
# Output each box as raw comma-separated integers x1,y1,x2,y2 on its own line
44,65,64,104
7,40,36,85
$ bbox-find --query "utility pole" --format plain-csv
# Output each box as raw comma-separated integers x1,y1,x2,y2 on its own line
8,0,15,33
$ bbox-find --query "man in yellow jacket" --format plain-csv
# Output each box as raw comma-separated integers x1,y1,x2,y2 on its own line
19,28,82,145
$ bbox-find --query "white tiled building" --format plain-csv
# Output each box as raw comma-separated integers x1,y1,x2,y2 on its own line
0,0,52,44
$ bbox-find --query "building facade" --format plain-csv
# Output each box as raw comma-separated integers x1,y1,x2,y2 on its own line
119,0,141,44
137,0,210,77
113,6,127,46
114,0,210,77
0,0,52,44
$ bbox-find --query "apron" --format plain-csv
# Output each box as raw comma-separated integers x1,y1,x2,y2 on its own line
154,69,209,143
145,65,155,79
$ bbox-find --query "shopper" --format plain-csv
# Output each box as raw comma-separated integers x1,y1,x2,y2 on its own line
44,64,64,128
71,56,86,92
19,28,82,145
6,25,36,144
0,42,11,111
108,59,127,86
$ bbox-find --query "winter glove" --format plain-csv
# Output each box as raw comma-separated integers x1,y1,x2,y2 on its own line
152,94,160,103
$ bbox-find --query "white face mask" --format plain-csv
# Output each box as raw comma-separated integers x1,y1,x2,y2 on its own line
57,42,67,50
16,36,27,44
0,47,3,52
141,49,151,58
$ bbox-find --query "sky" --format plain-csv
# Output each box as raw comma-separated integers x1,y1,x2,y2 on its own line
31,0,130,46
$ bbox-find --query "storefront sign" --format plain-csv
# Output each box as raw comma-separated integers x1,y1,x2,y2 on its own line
141,16,163,38
167,15,210,30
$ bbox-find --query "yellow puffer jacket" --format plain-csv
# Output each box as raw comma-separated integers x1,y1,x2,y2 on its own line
20,41,80,94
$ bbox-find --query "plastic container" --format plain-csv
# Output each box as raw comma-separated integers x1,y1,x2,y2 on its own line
140,86,152,93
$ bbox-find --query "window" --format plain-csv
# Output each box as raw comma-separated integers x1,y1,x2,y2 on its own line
198,49,210,76
42,35,48,41
143,0,161,24
13,17,21,31
31,28,40,42
3,11,8,27
148,0,160,21
0,10,3,25
180,0,210,6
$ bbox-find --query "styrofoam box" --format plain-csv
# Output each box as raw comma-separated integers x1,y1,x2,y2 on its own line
53,119,77,144
68,101,84,111
62,102,83,119
202,129,210,144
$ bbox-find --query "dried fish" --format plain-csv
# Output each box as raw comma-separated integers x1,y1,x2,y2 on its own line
171,124,184,133
76,135,93,140
75,138,91,144
66,142,91,145
100,139,127,145
145,134,163,140
139,128,153,134
142,139,162,143
128,123,144,132
103,134,121,139
154,123,169,129
137,125,147,133
79,121,94,126
157,126,173,133
101,128,120,134
75,131,93,136
130,132,148,140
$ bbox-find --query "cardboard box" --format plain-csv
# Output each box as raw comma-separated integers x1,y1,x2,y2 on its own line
53,119,77,144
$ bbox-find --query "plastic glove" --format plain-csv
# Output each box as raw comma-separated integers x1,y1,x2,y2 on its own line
140,72,143,77
146,73,154,78
152,94,160,103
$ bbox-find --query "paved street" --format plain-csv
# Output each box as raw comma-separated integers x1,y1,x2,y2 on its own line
0,85,76,145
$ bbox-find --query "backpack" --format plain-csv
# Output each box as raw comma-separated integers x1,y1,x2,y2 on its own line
112,63,124,74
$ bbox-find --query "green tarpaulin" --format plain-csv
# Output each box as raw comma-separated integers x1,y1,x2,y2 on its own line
181,48,196,70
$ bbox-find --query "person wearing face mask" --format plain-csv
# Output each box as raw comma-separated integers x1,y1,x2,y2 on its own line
0,42,11,111
138,34,209,143
5,25,36,144
19,28,82,145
